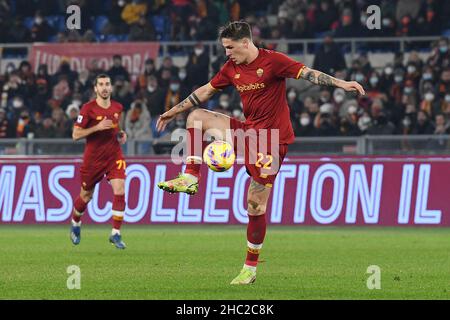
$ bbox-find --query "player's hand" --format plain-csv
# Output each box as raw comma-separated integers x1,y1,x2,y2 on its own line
340,81,365,96
118,131,127,144
156,110,176,132
96,117,113,131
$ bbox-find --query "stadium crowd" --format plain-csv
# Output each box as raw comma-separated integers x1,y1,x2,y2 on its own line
1,0,450,144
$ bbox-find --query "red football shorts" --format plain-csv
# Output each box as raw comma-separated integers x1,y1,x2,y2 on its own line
229,118,288,187
80,158,127,191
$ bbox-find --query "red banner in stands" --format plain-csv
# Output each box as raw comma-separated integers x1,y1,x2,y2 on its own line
29,42,160,76
0,156,449,226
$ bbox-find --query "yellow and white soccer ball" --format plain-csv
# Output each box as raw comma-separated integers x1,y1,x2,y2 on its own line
203,140,236,172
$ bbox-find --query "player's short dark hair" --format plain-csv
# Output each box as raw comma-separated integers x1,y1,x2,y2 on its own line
94,74,111,86
218,21,252,41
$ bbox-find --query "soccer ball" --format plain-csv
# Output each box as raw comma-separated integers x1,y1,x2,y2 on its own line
203,140,236,172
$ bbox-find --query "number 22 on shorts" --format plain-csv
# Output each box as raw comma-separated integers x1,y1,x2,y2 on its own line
116,159,126,170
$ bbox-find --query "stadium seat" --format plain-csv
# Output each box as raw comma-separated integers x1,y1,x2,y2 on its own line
94,15,109,35
443,29,450,37
23,17,34,30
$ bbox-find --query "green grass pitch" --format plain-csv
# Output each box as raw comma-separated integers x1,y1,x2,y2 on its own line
0,225,449,299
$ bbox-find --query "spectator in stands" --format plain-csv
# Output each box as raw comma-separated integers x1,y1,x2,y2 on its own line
125,99,152,140
158,57,179,82
433,113,449,135
15,109,34,138
312,36,346,76
121,0,148,26
164,77,183,113
314,103,339,136
185,43,210,91
35,117,56,139
334,8,363,38
103,0,130,35
30,10,54,42
293,111,317,137
396,0,421,24
66,103,80,124
129,14,156,41
419,88,438,117
287,87,302,118
314,0,338,33
417,2,441,36
367,100,396,135
108,55,130,83
411,110,435,134
53,60,78,87
0,108,14,138
112,78,133,110
436,68,450,99
213,93,232,117
52,107,70,138
31,78,51,115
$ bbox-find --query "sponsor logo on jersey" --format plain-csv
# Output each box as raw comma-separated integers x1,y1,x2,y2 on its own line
96,116,103,120
236,82,266,93
256,68,264,77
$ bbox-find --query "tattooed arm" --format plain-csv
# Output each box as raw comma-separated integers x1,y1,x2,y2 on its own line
300,66,365,96
156,83,217,132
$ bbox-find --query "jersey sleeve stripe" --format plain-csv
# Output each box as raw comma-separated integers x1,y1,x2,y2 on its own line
296,65,306,79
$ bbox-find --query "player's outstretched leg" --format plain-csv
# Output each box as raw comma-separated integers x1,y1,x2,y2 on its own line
70,190,92,245
157,127,201,195
158,109,230,195
231,180,269,285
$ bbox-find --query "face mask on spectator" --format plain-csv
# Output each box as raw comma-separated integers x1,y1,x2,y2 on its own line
355,73,364,82
118,0,125,6
423,73,433,80
35,17,43,25
233,109,242,118
402,117,411,127
424,92,434,101
382,18,391,27
13,99,23,108
300,117,310,126
334,93,344,103
220,100,230,109
384,67,393,75
288,91,296,100
440,46,448,54
407,65,416,74
404,87,413,95
348,105,357,114
147,84,156,92
170,83,180,92
445,95,450,103
175,120,184,127
178,71,187,80
369,76,379,86
394,75,403,83
194,48,204,56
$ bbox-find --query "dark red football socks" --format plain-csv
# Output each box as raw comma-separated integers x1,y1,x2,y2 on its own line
72,196,87,223
245,214,267,267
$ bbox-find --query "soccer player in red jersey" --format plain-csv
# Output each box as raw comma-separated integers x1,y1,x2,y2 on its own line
70,74,128,249
157,22,365,284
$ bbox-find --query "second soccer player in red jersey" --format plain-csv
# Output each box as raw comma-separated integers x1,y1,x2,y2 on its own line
70,74,128,249
157,22,365,284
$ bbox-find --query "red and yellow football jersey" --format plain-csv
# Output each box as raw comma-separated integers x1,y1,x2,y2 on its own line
210,48,305,145
75,99,124,169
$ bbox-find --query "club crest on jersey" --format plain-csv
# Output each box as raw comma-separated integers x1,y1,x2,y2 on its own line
114,113,119,119
77,115,83,123
256,68,264,77
96,116,103,120
234,73,240,79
